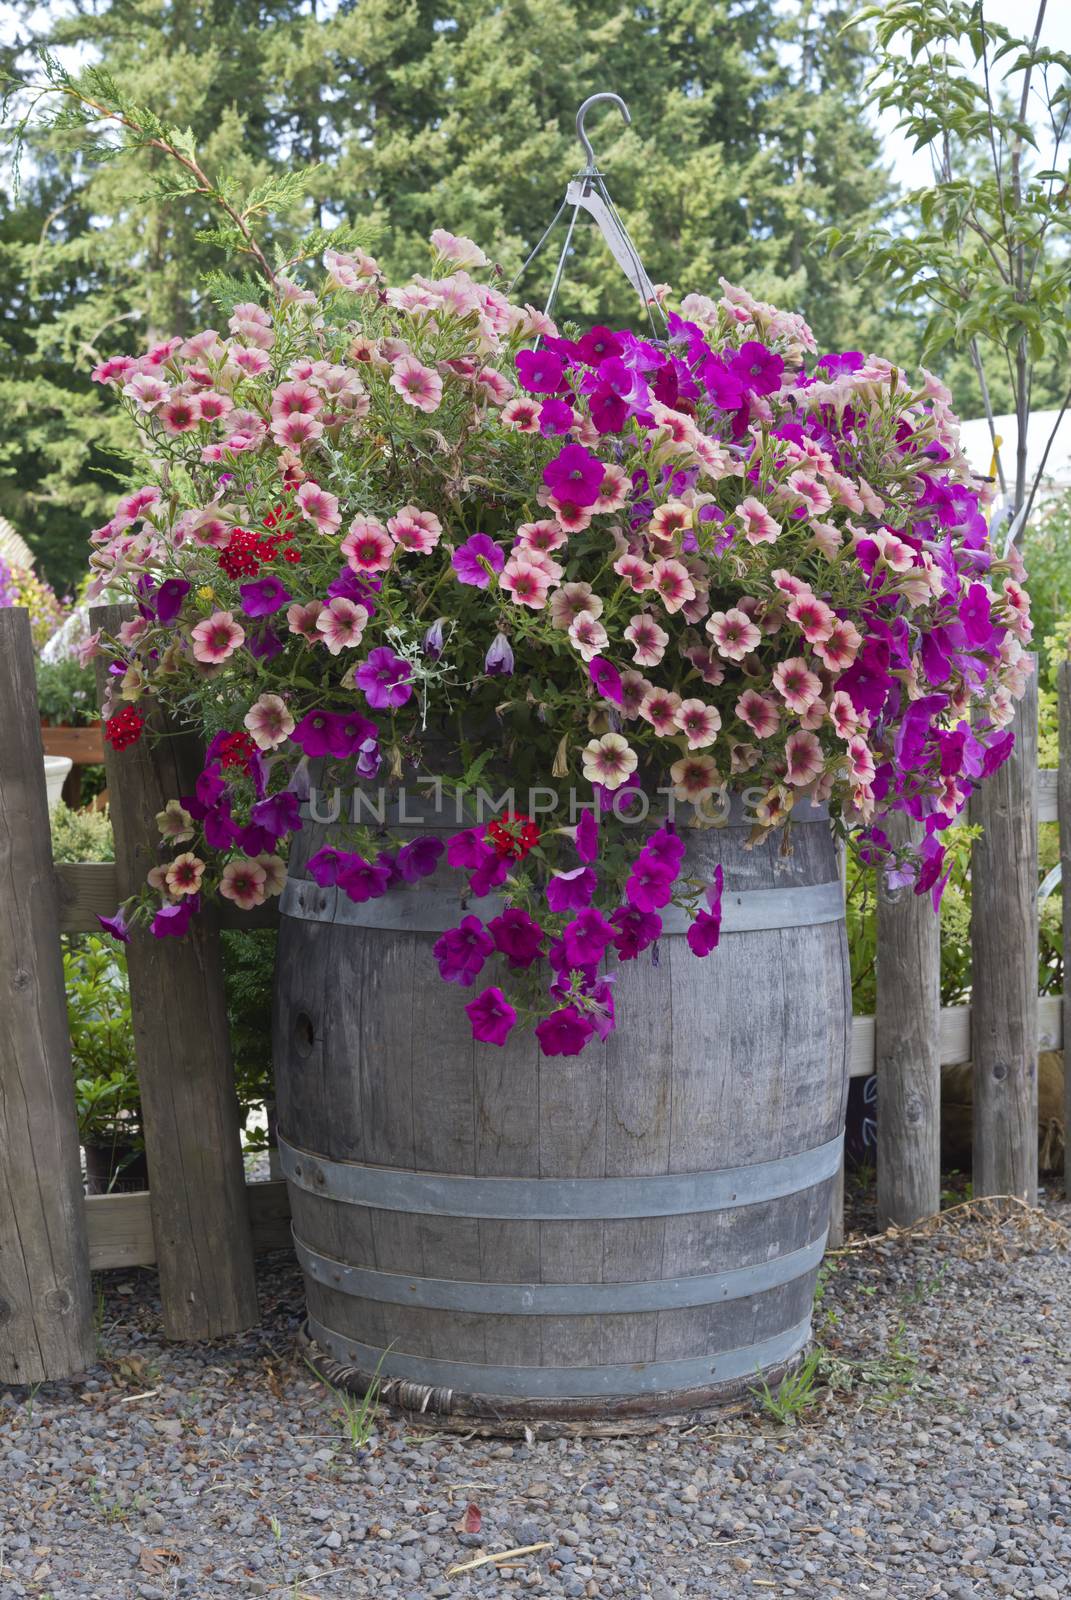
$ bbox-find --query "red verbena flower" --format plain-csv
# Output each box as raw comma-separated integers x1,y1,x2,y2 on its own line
486,812,540,861
104,705,145,751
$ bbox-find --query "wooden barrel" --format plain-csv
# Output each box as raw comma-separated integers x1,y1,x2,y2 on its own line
272,796,850,1423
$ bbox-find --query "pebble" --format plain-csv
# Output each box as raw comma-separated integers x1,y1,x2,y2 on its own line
2,1204,1068,1599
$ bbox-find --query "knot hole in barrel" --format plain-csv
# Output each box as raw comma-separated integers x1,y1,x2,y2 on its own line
293,1010,317,1059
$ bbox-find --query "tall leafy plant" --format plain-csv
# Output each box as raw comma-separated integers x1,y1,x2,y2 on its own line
833,1,1071,524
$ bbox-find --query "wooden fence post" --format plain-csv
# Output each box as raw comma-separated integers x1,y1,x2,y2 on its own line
971,664,1039,1203
875,813,942,1228
1059,660,1071,1203
0,608,96,1383
92,605,259,1339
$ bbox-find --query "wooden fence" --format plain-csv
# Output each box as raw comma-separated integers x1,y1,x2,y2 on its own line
0,603,1067,1382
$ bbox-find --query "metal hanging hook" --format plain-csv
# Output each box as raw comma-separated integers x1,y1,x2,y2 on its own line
576,92,631,172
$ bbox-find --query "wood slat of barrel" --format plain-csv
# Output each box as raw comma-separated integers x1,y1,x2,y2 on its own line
273,800,850,1422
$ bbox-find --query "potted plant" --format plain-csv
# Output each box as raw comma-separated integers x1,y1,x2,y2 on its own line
64,934,146,1193
80,236,1030,1416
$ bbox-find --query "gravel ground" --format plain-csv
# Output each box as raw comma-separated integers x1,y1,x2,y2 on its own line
2,1192,1069,1600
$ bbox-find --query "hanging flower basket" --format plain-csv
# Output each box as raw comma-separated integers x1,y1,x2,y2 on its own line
85,229,1031,1419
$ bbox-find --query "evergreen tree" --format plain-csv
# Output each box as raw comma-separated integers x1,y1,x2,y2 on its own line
2,0,896,588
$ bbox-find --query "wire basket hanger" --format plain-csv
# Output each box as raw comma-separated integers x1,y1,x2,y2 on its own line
512,92,666,337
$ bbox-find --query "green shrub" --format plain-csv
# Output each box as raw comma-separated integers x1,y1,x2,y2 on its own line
36,655,99,726
64,935,140,1147
221,928,276,1146
50,801,114,863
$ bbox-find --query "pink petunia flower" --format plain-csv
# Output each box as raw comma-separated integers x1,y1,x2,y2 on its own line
548,496,594,534
430,229,488,269
160,394,202,434
515,519,567,555
342,516,394,573
191,610,245,664
390,354,443,413
639,687,683,736
595,464,630,514
501,557,552,610
316,597,370,655
613,552,655,593
388,505,442,554
270,412,324,450
244,693,295,750
736,689,780,739
196,392,232,424
165,852,206,897
624,612,669,667
670,752,719,802
736,496,781,545
706,608,761,661
581,733,637,790
124,372,171,412
286,600,325,641
770,569,810,599
220,856,268,909
271,380,322,420
675,698,722,749
568,613,609,662
829,690,863,740
648,500,691,548
550,583,602,630
787,594,836,643
296,481,341,537
650,558,696,615
501,396,542,432
846,735,876,783
814,618,862,671
772,656,822,714
618,670,652,719
231,344,272,376
786,470,832,516
784,729,824,787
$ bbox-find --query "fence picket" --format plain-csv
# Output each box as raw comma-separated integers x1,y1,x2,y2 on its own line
91,604,259,1339
1059,661,1071,1203
0,608,95,1383
876,814,942,1227
970,665,1040,1203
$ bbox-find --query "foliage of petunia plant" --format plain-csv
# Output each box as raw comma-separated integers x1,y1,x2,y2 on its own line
86,231,1032,1055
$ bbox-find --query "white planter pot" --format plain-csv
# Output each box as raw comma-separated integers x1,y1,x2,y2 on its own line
44,755,73,811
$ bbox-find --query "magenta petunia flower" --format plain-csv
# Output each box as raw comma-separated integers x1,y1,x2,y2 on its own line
729,340,784,396
239,575,292,618
155,577,190,625
465,986,518,1047
575,325,623,364
488,907,544,969
96,907,130,943
539,398,575,436
337,854,393,904
433,915,494,986
395,835,445,883
306,847,344,886
610,905,662,960
547,866,597,914
626,856,675,914
542,443,605,509
562,906,615,967
355,646,414,709
588,655,623,705
516,348,566,393
151,894,199,939
575,809,599,864
687,908,722,957
536,1005,595,1057
642,824,687,875
452,534,505,588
